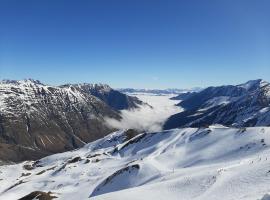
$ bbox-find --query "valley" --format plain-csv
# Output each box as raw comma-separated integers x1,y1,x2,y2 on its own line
105,92,183,132
0,79,270,200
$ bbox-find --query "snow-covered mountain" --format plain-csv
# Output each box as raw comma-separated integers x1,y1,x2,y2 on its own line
1,127,270,200
61,83,143,110
164,79,270,129
0,79,142,162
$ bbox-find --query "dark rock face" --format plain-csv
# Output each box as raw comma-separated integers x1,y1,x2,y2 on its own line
0,80,141,162
19,191,57,200
164,80,270,129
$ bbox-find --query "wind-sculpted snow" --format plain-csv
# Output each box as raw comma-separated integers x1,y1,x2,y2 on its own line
89,164,141,197
1,127,270,199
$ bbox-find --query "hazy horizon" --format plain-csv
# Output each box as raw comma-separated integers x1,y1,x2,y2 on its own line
0,77,268,90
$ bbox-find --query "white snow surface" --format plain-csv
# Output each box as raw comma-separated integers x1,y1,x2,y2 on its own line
105,93,182,132
1,127,270,199
0,79,99,115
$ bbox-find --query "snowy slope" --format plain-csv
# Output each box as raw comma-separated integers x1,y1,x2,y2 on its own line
1,127,270,199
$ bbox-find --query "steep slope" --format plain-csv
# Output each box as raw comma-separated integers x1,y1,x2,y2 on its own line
0,127,270,200
0,80,141,162
164,79,270,129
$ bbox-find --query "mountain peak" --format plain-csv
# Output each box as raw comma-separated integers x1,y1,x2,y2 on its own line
238,79,268,90
61,83,111,91
1,79,44,85
20,79,44,85
88,83,112,91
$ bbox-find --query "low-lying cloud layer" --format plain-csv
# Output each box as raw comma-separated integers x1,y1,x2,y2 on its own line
105,93,182,132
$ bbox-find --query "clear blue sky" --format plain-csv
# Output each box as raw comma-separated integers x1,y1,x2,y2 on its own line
0,0,269,89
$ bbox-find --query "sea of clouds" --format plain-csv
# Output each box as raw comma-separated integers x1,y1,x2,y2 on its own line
105,93,182,132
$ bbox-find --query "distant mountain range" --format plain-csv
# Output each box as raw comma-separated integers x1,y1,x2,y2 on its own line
164,79,270,129
117,87,202,95
0,79,142,162
1,78,270,163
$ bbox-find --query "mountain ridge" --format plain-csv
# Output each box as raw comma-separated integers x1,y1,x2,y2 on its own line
0,79,142,162
164,79,270,129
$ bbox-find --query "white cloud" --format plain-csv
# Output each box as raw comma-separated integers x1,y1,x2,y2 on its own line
105,93,182,132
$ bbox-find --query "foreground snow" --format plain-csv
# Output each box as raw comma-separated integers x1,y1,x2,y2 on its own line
1,127,270,199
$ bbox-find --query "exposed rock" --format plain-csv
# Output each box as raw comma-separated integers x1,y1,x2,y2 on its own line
18,191,57,200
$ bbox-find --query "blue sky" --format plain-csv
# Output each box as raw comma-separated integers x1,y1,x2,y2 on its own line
0,0,269,89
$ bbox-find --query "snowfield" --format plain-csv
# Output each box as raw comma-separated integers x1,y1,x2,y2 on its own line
1,127,270,199
105,93,182,132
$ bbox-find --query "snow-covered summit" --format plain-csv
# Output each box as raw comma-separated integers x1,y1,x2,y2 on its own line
0,78,44,86
237,79,268,90
62,83,112,92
